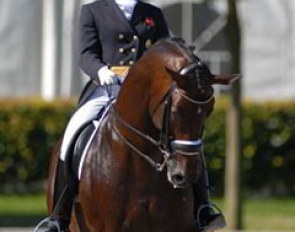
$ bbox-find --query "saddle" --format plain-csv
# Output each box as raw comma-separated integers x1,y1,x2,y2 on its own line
69,122,96,180
64,102,116,195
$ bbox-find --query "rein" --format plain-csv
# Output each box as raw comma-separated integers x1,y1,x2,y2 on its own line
111,83,214,172
112,119,169,171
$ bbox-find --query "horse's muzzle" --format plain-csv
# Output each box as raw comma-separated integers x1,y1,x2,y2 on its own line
169,170,189,188
169,168,200,188
166,154,201,189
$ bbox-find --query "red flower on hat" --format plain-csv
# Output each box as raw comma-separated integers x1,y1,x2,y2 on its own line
145,17,155,27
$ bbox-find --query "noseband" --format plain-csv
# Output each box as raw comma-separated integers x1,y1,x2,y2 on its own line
112,61,214,172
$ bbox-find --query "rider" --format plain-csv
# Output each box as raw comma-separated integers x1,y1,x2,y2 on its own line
50,0,225,231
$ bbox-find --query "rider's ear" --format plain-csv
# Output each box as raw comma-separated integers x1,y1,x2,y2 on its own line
210,74,241,85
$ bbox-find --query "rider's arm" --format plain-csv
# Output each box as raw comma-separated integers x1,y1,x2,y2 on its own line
79,5,105,82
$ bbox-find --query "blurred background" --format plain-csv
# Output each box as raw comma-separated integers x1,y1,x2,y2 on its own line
0,0,294,231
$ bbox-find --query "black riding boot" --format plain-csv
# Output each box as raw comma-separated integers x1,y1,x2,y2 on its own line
48,159,75,232
193,153,226,232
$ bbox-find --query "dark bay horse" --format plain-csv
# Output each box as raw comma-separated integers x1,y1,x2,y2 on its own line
47,38,239,232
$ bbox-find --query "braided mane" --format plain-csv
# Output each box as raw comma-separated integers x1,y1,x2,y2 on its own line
151,37,199,64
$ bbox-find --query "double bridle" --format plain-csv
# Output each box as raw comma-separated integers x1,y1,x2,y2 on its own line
112,61,214,172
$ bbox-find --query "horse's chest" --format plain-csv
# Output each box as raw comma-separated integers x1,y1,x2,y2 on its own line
120,195,192,232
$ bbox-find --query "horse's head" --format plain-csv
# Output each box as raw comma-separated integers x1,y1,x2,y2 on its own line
115,37,240,189
146,38,240,188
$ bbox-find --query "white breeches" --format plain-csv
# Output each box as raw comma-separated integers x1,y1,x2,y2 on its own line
59,85,120,161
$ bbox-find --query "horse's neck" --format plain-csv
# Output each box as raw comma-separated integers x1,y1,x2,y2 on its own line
108,85,166,183
115,80,153,132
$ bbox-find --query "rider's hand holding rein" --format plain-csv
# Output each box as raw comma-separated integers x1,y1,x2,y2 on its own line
98,66,121,85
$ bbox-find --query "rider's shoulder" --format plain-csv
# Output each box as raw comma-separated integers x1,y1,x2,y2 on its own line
80,0,107,16
81,0,105,9
139,1,163,12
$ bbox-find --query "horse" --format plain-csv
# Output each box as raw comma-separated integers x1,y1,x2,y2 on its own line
46,37,239,232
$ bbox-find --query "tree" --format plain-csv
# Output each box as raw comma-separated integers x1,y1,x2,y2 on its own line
224,0,243,230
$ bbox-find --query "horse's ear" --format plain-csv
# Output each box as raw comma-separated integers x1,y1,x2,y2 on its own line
210,74,241,85
166,66,241,86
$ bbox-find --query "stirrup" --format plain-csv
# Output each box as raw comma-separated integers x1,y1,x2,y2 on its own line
34,186,72,232
33,216,61,232
197,203,226,232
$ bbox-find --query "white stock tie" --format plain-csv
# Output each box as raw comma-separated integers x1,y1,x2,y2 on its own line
115,0,138,20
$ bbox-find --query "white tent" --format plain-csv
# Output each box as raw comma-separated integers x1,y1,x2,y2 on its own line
239,0,295,100
0,0,294,101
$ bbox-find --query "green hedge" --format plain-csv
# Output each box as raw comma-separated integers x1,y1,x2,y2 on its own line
0,99,75,193
0,98,294,196
204,100,295,196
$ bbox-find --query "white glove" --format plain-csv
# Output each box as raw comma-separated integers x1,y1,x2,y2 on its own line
97,66,118,85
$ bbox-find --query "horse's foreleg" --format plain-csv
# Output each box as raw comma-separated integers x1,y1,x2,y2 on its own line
70,199,92,232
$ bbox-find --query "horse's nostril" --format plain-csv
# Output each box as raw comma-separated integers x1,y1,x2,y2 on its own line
172,174,185,184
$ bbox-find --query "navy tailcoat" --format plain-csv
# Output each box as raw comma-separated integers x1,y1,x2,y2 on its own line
79,0,170,83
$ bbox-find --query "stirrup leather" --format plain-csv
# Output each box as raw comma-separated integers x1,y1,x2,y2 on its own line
33,186,70,232
197,203,226,232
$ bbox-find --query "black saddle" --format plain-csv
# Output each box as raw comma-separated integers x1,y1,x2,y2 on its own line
64,122,96,192
64,100,114,191
72,123,95,178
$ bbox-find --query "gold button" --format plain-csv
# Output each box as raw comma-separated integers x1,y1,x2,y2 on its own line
131,48,136,53
129,61,134,65
118,34,124,39
133,35,138,40
119,61,124,65
119,48,124,53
